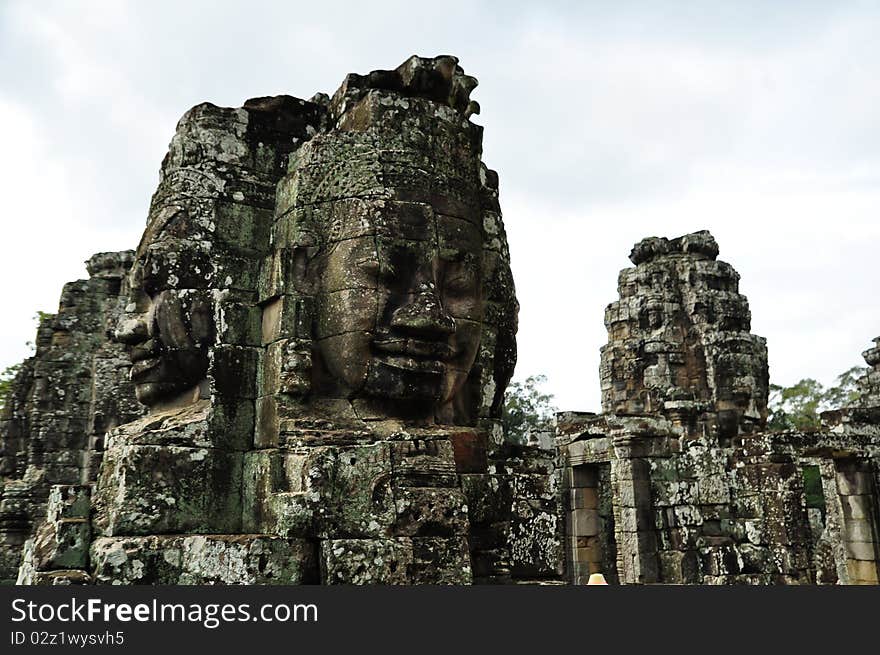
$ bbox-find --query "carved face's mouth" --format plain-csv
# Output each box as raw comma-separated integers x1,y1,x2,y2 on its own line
372,337,454,360
372,336,456,375
130,356,161,379
128,342,162,381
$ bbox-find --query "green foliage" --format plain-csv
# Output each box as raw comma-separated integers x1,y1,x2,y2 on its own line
767,366,867,431
0,313,48,412
801,465,826,512
821,365,864,408
0,363,23,414
501,374,557,445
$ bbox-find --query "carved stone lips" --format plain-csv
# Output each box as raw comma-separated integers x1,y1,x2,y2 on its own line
129,345,161,380
372,337,454,360
130,356,160,380
372,336,453,375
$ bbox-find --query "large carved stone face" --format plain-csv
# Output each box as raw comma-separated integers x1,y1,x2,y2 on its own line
116,245,214,409
310,202,484,414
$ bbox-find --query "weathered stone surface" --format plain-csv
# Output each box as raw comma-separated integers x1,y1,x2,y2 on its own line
1,252,140,584
559,233,880,585
93,443,242,536
90,535,317,584
320,537,471,585
601,230,768,441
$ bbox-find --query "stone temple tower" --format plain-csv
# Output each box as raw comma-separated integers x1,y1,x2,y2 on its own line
559,230,880,586
600,230,769,442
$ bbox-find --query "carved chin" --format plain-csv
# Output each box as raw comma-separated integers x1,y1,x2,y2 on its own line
134,381,191,407
362,359,470,405
363,359,445,401
129,350,209,408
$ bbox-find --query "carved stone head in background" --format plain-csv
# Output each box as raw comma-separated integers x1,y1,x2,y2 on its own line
117,98,324,411
601,230,768,438
115,216,215,409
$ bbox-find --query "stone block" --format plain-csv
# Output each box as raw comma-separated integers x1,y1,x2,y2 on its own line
45,485,91,522
93,444,243,536
846,558,880,584
274,340,313,397
255,395,279,448
649,457,679,482
320,538,412,585
730,493,763,519
845,541,878,561
840,495,872,521
845,519,876,544
214,301,261,346
305,443,397,538
32,518,90,571
512,472,557,501
207,399,255,451
673,504,702,527
214,201,271,252
836,469,871,495
697,475,730,505
658,550,685,584
737,543,774,574
569,487,599,510
573,538,602,563
107,401,250,452
242,449,313,536
210,345,258,400
509,499,564,578
411,537,472,584
567,508,599,536
392,485,469,537
91,535,317,584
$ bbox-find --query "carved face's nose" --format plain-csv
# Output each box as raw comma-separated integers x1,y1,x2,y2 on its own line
115,312,149,345
390,282,455,339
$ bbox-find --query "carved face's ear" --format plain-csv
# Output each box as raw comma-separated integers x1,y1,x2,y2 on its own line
123,261,143,301
286,232,321,296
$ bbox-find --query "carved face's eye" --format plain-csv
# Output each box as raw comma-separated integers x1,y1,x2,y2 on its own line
142,274,161,298
357,258,381,278
443,267,476,296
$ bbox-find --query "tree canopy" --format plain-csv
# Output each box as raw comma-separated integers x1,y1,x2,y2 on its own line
501,374,557,444
767,365,865,431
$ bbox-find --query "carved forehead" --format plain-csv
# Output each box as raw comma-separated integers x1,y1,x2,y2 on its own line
286,196,485,252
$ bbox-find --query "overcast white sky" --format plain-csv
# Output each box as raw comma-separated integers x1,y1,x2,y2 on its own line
1,0,878,412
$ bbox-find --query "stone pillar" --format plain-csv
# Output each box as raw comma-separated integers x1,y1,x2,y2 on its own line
611,435,658,584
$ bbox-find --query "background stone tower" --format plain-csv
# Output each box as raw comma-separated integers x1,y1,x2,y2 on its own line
600,230,769,442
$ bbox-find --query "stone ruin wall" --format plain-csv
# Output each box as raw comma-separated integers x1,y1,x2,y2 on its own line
1,57,878,586
0,252,144,583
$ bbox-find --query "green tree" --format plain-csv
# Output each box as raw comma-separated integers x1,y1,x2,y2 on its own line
767,366,868,431
0,312,49,413
501,374,557,444
821,365,864,408
0,363,22,413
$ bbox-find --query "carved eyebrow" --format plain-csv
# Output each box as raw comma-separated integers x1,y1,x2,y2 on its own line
356,257,381,272
439,247,468,262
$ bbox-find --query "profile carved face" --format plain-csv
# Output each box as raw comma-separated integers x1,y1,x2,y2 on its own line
305,200,484,418
115,242,214,409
